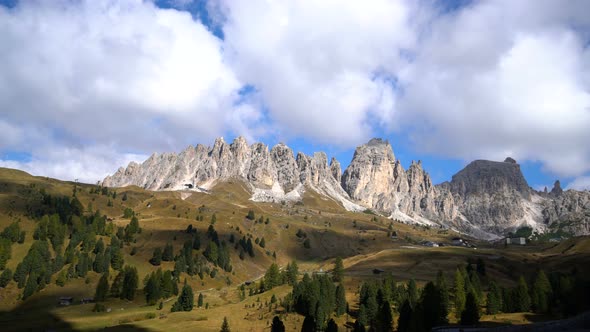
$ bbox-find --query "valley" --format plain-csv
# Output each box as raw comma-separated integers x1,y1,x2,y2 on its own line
1,167,589,331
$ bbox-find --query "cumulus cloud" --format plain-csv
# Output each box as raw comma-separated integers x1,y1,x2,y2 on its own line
396,0,590,177
567,176,590,191
1,0,590,184
0,0,260,180
219,0,416,145
0,145,147,184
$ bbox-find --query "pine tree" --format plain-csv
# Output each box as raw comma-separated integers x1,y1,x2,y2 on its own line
246,238,255,257
287,261,299,285
421,281,447,330
162,243,174,261
325,318,338,332
121,266,138,301
198,292,204,307
436,270,450,323
0,268,12,287
502,287,515,313
314,301,326,331
469,270,483,304
175,283,194,311
204,241,219,264
110,247,124,270
454,268,466,317
161,270,175,298
461,292,480,325
144,272,162,305
301,315,315,332
220,316,230,332
192,234,201,250
265,263,281,290
23,274,38,300
397,300,413,332
271,316,286,332
246,210,255,220
352,320,366,332
532,270,552,314
335,284,347,316
150,247,162,266
515,276,531,312
333,257,344,282
376,300,394,332
408,279,418,308
486,280,502,315
95,272,110,302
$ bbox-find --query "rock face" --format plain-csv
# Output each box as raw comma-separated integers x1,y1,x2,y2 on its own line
439,159,537,234
103,137,359,209
540,190,590,235
341,139,459,224
103,137,590,239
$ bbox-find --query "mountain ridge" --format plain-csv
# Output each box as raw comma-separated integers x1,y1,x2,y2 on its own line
102,137,590,239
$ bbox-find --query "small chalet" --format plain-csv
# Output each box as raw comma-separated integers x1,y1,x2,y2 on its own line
506,237,526,245
313,268,331,276
451,238,464,246
58,297,74,306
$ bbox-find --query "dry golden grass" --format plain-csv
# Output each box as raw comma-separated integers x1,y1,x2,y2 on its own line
1,167,590,331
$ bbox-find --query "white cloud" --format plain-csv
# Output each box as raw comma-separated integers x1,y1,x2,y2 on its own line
1,0,590,184
0,0,269,181
219,0,416,145
396,0,590,177
567,176,590,191
0,145,147,184
0,0,261,176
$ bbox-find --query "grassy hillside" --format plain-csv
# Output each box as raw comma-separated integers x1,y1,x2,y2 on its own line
0,167,589,331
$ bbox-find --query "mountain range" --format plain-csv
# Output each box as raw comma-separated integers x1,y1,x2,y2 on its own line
103,137,590,239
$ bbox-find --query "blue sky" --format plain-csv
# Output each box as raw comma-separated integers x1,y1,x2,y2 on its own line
0,0,589,190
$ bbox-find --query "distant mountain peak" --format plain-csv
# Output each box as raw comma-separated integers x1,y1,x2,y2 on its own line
103,137,590,239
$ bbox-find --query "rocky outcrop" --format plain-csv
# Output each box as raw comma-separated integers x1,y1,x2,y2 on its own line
550,180,563,196
341,139,460,227
103,137,358,208
341,138,398,209
104,137,590,239
439,159,536,233
446,160,531,199
541,190,590,235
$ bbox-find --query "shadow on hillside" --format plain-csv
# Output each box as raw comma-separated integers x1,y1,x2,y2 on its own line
143,223,363,264
0,293,152,332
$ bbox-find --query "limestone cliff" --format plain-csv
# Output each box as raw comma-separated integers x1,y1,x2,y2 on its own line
104,137,590,239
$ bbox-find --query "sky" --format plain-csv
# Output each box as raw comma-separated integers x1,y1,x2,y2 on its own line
0,0,589,191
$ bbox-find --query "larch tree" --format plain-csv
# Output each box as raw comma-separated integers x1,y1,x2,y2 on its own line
454,268,466,318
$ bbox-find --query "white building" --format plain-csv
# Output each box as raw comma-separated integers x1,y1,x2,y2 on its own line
505,237,526,245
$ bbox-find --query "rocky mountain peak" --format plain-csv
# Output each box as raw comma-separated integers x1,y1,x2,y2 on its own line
551,180,563,196
341,138,397,207
329,157,342,183
102,136,590,239
449,159,530,199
